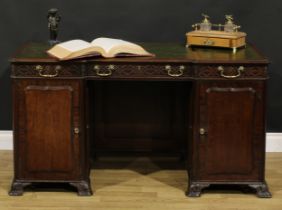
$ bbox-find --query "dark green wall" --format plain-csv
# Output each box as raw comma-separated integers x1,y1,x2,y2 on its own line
1,0,282,131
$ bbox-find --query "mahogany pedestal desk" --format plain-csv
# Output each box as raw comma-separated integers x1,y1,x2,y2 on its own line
9,43,271,198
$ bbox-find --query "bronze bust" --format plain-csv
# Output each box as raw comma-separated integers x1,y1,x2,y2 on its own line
47,8,61,45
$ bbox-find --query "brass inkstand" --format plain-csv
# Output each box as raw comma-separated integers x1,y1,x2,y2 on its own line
186,14,246,53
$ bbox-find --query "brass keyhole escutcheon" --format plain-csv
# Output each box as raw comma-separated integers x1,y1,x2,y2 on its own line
74,128,80,134
199,128,206,135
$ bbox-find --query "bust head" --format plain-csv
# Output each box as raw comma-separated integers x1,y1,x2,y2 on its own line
48,8,58,16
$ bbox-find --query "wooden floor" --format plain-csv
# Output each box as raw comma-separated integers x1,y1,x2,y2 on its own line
0,151,282,210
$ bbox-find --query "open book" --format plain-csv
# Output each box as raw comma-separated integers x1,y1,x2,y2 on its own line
47,37,153,60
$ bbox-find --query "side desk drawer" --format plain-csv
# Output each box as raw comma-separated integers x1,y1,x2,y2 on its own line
11,64,83,78
195,65,268,79
87,64,193,79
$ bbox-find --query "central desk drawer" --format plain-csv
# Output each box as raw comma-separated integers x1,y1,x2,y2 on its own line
87,64,193,79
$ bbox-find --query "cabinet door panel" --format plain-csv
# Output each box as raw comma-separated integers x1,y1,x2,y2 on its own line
14,80,82,180
25,86,73,172
197,82,264,181
205,87,255,174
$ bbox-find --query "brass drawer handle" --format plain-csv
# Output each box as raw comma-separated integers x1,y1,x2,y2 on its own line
94,65,115,77
203,39,215,46
217,66,244,79
165,65,184,77
35,65,60,78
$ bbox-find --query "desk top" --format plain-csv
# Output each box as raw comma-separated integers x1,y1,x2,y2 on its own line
11,43,268,64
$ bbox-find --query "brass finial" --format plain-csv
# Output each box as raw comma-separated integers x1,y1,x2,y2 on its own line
225,15,234,24
202,14,210,23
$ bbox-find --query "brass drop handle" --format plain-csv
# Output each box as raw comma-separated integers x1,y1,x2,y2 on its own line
94,64,115,77
199,128,206,135
74,127,80,134
165,65,184,77
217,66,244,79
35,65,60,77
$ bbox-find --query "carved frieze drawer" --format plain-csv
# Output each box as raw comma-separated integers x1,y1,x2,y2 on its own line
11,64,83,78
87,64,193,79
195,65,267,79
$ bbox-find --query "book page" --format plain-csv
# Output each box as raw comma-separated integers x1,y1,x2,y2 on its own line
58,39,91,52
91,38,137,53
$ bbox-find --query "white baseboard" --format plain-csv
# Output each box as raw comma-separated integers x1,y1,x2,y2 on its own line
0,131,13,150
265,133,282,152
1,131,282,152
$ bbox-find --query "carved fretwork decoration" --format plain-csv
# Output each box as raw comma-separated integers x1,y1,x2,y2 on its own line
87,64,193,78
12,64,83,78
196,65,267,79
